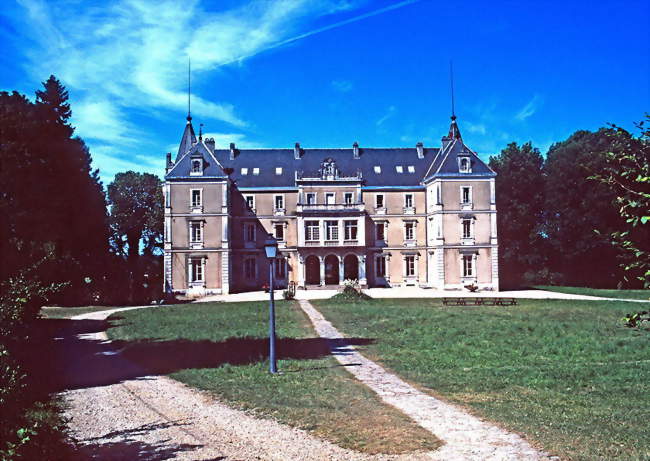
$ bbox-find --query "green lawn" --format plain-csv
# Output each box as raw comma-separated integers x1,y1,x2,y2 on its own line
40,305,118,319
314,297,650,461
534,285,650,301
106,301,439,454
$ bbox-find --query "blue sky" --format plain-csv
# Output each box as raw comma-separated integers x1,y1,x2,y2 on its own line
2,0,648,185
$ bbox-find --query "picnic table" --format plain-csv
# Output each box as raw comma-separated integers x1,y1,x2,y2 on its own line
442,297,517,306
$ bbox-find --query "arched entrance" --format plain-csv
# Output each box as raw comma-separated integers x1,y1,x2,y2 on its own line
305,255,320,285
324,255,339,285
344,254,359,281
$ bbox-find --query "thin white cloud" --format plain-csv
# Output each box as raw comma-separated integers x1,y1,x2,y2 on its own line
73,99,139,145
376,105,396,126
515,94,542,121
465,121,487,135
331,79,353,93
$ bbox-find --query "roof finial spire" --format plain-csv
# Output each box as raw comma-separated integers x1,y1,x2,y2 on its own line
450,60,456,121
187,57,192,122
199,123,203,140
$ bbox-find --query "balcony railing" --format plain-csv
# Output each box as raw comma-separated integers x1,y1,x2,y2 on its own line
297,202,364,212
302,239,360,247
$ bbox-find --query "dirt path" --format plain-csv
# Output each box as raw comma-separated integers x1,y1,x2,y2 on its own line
298,300,555,461
59,307,431,460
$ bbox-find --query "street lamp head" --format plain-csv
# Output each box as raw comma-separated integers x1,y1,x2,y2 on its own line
264,235,278,259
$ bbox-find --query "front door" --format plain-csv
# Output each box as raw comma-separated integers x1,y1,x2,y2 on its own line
324,255,339,285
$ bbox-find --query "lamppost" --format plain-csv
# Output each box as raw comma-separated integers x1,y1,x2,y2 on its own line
264,236,279,374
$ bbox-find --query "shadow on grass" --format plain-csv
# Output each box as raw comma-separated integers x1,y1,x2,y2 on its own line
18,318,374,395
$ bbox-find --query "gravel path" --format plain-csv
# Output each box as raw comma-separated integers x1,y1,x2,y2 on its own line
59,307,434,460
298,300,555,461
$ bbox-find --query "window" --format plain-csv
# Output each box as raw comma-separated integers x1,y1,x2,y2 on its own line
275,258,286,278
325,192,335,205
305,221,320,241
275,167,282,175
462,254,475,277
244,258,256,279
375,194,384,208
253,167,260,175
375,256,386,277
404,194,413,208
374,165,381,174
459,157,471,173
405,255,415,277
244,195,255,211
407,165,415,173
241,167,248,175
190,222,202,242
274,195,284,210
325,220,339,241
274,223,284,240
191,189,202,207
191,159,202,173
306,192,316,205
375,221,385,240
461,186,471,204
344,220,358,241
462,219,472,239
396,165,404,173
190,258,204,282
245,223,256,242
404,221,415,240
344,192,353,204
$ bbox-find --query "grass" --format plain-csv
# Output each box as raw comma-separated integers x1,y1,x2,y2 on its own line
314,297,650,461
40,305,118,319
534,285,650,301
106,301,439,454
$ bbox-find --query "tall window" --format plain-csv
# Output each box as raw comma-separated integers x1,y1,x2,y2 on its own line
275,258,286,278
344,220,358,240
405,222,415,240
404,194,413,208
326,192,335,205
190,258,204,282
245,223,256,242
462,255,474,277
375,256,386,277
190,222,202,242
244,258,256,279
344,192,353,204
405,255,415,277
305,221,320,241
244,195,255,211
274,195,284,210
274,223,284,240
306,192,316,205
325,220,339,241
375,221,385,241
462,219,472,239
376,194,385,208
191,189,202,207
461,186,471,204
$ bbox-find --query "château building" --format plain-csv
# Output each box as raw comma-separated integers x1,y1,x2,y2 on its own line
163,113,499,295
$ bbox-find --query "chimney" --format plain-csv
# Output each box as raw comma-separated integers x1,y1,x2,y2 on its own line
294,142,301,159
229,142,237,160
205,137,215,154
165,152,174,173
416,142,424,159
353,141,360,159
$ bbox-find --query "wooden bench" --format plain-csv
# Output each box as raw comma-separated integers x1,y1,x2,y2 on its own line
442,297,517,306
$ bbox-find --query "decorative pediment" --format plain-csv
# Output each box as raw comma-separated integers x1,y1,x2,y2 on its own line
319,158,339,179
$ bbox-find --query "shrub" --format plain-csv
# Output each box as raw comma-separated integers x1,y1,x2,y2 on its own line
331,279,372,302
282,289,295,300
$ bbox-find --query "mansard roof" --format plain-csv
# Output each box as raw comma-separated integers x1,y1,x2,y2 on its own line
423,138,495,181
167,139,228,179
176,119,197,161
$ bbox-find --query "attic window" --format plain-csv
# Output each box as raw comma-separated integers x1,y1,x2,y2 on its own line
374,166,381,174
190,159,203,176
253,168,260,175
241,167,248,175
459,157,471,173
407,165,415,173
275,167,283,175
396,166,404,173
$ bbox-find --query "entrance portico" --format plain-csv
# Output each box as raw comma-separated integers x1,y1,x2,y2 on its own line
300,250,367,287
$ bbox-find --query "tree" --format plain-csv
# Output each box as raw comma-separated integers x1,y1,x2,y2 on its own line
489,142,547,287
543,129,626,287
590,116,650,288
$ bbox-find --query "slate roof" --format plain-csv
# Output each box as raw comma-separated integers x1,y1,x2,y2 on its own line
166,118,495,187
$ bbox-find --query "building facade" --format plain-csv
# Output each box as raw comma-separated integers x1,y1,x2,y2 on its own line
163,114,499,295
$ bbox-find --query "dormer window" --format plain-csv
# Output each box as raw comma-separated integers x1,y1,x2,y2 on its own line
407,165,415,173
190,159,203,176
374,166,381,174
396,165,404,173
253,168,260,175
275,167,282,175
241,167,248,175
459,157,471,173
